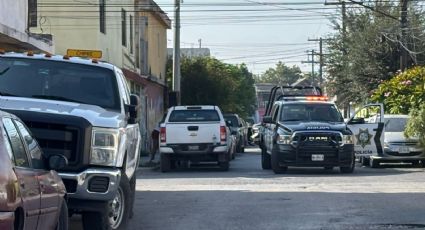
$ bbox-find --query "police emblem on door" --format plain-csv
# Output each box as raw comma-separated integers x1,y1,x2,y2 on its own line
355,128,373,148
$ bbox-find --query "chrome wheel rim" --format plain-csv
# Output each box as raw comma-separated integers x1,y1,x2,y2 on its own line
109,187,125,229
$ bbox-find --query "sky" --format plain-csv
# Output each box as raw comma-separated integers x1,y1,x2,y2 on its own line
155,0,341,75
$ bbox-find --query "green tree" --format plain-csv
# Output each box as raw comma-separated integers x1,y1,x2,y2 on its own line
405,103,425,147
371,66,425,114
325,2,425,106
255,61,303,85
167,57,256,118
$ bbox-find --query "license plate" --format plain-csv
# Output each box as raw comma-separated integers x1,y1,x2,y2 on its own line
399,146,410,154
311,154,324,161
188,145,199,151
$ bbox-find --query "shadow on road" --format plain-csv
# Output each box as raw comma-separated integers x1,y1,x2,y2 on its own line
128,190,425,230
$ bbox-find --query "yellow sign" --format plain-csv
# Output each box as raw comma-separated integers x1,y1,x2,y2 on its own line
66,49,102,59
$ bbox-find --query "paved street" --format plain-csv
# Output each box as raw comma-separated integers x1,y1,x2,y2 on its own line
123,147,425,230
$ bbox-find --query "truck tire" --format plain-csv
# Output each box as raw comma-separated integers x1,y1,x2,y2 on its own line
56,198,68,230
241,146,245,153
261,148,271,170
219,161,230,171
360,157,370,167
369,158,380,168
271,150,287,174
340,156,355,174
82,175,131,230
160,154,171,172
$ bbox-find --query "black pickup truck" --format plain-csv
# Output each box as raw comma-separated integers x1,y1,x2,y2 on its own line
260,86,355,174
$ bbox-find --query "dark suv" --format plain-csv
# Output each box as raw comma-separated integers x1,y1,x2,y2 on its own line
224,114,247,153
260,86,355,174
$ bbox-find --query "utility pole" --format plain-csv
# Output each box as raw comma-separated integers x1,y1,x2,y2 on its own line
198,39,202,48
308,38,330,86
302,50,319,86
400,0,409,71
172,0,181,105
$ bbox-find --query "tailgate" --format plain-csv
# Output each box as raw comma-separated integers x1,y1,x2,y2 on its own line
166,123,221,144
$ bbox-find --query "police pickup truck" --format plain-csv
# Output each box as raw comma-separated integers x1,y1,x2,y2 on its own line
0,51,141,230
260,86,356,174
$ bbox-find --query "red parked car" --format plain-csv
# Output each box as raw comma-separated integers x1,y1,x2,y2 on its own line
0,110,68,230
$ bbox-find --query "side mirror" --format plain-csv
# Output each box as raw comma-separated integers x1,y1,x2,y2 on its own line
48,155,68,171
127,94,141,124
348,117,365,125
263,116,273,124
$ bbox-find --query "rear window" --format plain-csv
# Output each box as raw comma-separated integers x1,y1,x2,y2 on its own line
224,115,239,127
168,110,220,122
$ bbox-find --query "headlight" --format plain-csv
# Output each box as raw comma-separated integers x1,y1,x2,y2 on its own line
277,134,292,145
342,135,354,145
90,128,120,166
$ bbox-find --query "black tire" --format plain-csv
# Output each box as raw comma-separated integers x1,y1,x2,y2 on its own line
261,148,271,170
231,152,236,160
340,155,355,173
219,161,230,171
82,175,131,230
369,158,380,168
271,150,287,174
361,157,370,167
128,175,136,219
56,198,69,230
160,153,171,172
241,146,245,153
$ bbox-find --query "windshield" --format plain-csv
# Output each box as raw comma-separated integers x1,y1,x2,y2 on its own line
169,110,220,122
0,57,120,110
280,103,344,122
385,117,408,132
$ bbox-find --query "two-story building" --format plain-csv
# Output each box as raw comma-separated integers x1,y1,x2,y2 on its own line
30,0,170,153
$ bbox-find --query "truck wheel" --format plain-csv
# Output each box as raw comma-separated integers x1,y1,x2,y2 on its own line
56,198,68,230
128,175,136,219
219,161,230,171
241,146,245,153
369,158,380,168
261,148,271,170
160,154,171,172
340,157,355,174
82,175,131,230
271,150,287,174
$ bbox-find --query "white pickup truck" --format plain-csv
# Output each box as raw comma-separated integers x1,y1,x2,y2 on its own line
159,105,232,172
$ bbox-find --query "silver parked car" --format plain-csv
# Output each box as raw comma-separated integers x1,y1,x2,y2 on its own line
364,114,424,167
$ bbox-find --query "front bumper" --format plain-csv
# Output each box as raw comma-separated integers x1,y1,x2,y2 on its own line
59,168,121,201
273,144,354,167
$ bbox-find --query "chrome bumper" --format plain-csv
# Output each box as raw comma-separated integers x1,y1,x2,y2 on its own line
59,168,121,201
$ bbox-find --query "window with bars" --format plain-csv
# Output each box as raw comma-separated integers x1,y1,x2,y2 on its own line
99,0,106,34
122,9,127,47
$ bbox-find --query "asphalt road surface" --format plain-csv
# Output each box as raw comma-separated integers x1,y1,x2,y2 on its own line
73,147,425,230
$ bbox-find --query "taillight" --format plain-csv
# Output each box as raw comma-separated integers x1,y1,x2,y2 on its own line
160,127,166,143
220,126,226,142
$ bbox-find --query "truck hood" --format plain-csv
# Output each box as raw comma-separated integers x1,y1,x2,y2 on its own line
0,97,125,128
279,121,349,134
